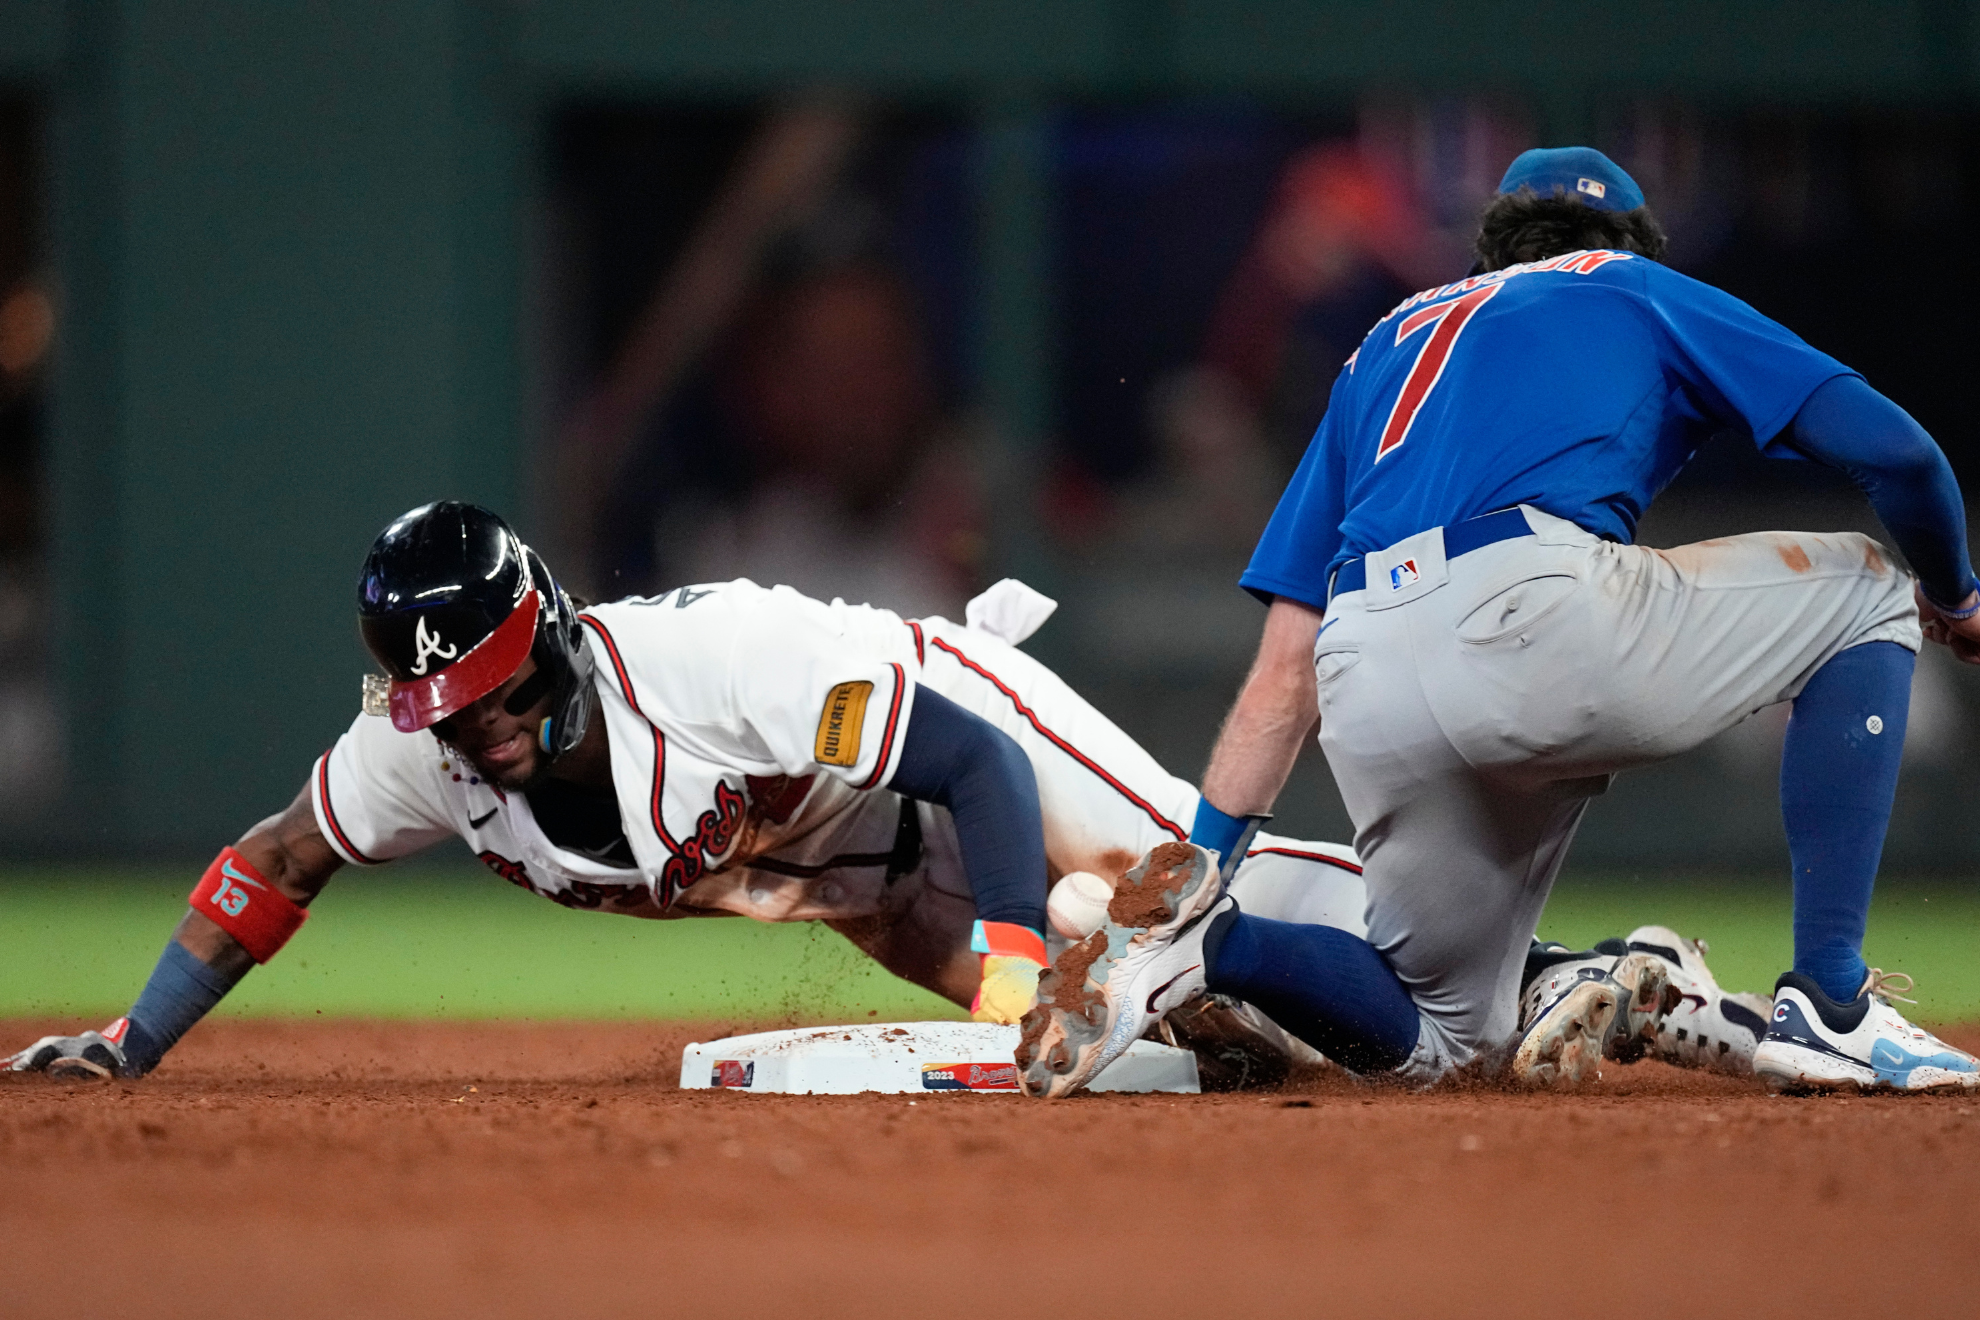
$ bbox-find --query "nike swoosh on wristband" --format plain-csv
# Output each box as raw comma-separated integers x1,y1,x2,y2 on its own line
469,809,498,829
220,859,267,890
1145,965,1202,1015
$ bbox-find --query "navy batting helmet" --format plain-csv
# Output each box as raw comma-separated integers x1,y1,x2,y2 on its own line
356,502,594,760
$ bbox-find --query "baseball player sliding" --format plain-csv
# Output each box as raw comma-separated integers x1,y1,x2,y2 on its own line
1020,146,1980,1099
0,502,1356,1083
8,501,1760,1089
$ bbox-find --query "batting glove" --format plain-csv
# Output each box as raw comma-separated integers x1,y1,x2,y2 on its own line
968,921,1049,1025
972,955,1046,1025
6,1018,132,1080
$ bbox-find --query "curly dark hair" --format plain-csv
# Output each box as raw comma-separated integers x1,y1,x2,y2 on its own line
1472,187,1669,272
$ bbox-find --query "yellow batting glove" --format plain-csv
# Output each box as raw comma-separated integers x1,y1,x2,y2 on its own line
973,955,1046,1024
968,921,1049,1025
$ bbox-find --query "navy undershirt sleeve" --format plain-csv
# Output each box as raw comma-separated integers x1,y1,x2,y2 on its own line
121,939,248,1076
1786,375,1977,608
888,685,1048,936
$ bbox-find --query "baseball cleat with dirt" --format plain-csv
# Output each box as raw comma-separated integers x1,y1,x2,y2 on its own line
1511,949,1672,1087
1016,841,1226,1099
1607,949,1682,1064
1159,992,1326,1092
1624,925,1772,1073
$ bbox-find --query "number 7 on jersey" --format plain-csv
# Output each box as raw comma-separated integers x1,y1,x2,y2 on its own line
1375,283,1502,463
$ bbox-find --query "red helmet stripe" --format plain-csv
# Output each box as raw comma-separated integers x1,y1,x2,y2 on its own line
388,592,540,733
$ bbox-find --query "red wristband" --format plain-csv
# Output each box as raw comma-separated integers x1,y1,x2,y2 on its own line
970,919,1048,967
189,847,308,964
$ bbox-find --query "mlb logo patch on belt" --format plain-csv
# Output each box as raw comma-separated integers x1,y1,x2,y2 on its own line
1389,559,1421,591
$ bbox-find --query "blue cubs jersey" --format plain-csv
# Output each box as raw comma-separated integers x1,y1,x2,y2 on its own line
1240,251,1856,609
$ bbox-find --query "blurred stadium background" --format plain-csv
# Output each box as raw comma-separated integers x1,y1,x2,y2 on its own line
1,3,1977,1019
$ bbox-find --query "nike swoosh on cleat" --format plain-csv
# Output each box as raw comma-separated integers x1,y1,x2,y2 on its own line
1145,965,1202,1015
1763,1030,1863,1068
469,809,498,829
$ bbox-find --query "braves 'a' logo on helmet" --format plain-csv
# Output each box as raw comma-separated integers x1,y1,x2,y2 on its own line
356,501,595,759
408,616,459,676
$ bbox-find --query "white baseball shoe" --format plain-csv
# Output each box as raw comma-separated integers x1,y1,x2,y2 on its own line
1510,941,1673,1087
1017,841,1227,1099
1623,926,1772,1074
1752,969,1980,1093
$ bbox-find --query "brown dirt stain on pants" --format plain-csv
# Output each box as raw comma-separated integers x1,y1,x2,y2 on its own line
1649,538,1730,575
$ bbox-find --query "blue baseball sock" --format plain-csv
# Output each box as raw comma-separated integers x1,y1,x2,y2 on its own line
1203,909,1420,1073
1781,640,1913,1004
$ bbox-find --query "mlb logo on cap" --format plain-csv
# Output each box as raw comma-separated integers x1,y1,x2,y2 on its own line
1497,147,1645,213
1390,559,1420,590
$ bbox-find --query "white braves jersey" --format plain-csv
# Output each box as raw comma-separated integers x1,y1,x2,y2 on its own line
313,581,923,919
311,578,1366,929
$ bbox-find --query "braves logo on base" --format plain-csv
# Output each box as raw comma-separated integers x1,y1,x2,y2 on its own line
921,1061,1019,1090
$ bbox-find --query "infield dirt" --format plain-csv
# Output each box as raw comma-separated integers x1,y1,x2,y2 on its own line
4,1018,1976,1319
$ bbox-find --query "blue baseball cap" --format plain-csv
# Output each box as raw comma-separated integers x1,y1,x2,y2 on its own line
1497,147,1644,213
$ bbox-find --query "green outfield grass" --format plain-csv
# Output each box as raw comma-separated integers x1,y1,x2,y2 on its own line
1539,874,1980,1021
2,866,1976,1025
0,866,963,1024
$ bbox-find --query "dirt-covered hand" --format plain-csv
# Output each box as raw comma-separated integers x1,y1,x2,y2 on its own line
970,954,1044,1025
5,1022,132,1080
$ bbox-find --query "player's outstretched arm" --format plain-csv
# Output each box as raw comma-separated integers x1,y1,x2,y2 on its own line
5,780,344,1081
1789,375,1980,662
887,686,1050,1024
1195,595,1325,854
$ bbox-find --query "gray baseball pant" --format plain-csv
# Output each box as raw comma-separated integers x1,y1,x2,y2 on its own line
1312,506,1921,1083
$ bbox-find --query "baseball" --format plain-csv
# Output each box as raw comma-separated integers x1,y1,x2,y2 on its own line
1047,870,1114,940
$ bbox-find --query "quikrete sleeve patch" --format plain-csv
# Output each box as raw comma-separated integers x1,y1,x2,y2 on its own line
814,680,874,767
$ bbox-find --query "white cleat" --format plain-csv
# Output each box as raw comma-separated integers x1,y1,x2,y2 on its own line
1623,926,1771,1074
1753,970,1980,1094
1017,842,1227,1099
1511,945,1673,1087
